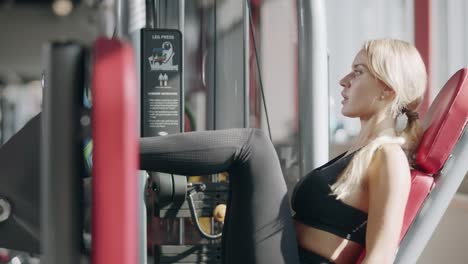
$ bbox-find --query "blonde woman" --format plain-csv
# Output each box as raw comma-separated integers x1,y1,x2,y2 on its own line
140,39,426,264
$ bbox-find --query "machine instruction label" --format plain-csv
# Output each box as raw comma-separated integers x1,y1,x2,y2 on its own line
141,29,183,137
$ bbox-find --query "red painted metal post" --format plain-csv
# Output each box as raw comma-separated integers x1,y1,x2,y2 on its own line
414,0,431,118
92,38,139,264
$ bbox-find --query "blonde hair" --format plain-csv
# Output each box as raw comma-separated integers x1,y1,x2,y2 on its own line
330,39,427,200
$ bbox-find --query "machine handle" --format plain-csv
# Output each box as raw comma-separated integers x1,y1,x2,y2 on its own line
186,184,223,240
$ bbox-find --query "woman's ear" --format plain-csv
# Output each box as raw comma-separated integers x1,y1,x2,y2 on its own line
383,86,396,99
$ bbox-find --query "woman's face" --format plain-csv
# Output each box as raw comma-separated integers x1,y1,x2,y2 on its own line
339,50,389,120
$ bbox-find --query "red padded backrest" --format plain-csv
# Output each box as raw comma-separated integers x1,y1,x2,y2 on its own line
356,68,468,264
399,68,468,239
399,171,434,241
416,68,468,174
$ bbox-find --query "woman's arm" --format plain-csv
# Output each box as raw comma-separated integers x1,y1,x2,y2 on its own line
361,144,411,264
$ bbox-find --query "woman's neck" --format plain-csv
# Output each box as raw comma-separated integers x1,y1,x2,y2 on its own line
351,115,397,150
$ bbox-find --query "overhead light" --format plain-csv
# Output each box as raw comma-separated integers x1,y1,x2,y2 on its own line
52,0,74,17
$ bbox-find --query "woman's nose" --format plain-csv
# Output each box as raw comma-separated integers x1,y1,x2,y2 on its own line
340,73,351,88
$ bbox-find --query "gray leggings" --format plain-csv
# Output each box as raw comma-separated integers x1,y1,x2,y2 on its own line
140,128,300,264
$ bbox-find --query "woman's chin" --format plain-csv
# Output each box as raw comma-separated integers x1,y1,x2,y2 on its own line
341,108,358,118
341,108,351,117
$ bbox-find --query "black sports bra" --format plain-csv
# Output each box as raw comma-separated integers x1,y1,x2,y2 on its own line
291,151,368,245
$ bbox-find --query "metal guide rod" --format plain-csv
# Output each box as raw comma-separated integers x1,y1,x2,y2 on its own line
297,0,329,175
125,0,148,262
116,0,129,38
179,0,185,132
243,0,250,128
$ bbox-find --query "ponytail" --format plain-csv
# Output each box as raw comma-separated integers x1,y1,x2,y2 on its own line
399,108,423,164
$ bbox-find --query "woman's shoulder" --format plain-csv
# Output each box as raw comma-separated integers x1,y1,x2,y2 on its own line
376,142,407,159
367,136,407,166
368,142,411,184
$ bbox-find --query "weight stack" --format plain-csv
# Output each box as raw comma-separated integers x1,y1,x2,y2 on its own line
152,182,228,264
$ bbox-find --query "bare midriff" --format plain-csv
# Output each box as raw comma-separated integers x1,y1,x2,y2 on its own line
295,221,364,264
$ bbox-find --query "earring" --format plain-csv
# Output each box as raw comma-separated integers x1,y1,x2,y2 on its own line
380,95,385,100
